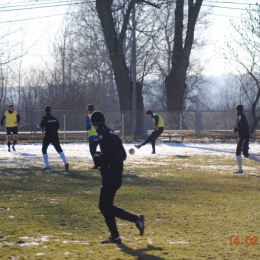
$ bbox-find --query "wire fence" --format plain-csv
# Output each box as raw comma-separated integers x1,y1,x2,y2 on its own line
0,110,260,141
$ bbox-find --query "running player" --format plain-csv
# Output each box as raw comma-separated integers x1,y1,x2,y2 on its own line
233,104,260,174
40,105,69,171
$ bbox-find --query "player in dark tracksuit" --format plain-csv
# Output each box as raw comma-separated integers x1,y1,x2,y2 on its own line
135,110,164,154
40,105,69,171
233,104,260,174
91,111,145,244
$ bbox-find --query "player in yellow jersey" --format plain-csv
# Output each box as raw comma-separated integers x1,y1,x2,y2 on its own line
0,104,20,152
135,110,164,154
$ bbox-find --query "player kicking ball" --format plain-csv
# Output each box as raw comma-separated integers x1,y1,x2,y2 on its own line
135,110,164,154
233,104,260,174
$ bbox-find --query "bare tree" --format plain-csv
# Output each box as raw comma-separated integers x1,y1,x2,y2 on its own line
95,0,160,113
222,4,260,133
143,1,210,113
165,0,203,111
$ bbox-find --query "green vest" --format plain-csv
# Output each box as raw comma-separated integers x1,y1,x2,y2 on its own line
153,114,164,127
88,113,98,137
5,110,18,127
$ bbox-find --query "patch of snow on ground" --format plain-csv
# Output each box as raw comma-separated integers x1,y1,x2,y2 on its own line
0,141,260,172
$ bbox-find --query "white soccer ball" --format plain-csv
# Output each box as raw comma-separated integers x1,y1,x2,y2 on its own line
129,148,135,155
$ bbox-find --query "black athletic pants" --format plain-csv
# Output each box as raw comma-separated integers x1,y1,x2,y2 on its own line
236,136,249,158
99,174,138,239
142,127,164,153
89,140,99,159
42,137,63,154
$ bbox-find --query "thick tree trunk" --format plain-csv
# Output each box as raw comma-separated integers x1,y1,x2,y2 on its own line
96,0,144,134
165,0,203,112
96,1,145,111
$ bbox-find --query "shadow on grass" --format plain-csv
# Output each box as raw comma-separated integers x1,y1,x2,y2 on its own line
176,155,189,158
117,243,166,260
164,142,235,155
58,170,99,182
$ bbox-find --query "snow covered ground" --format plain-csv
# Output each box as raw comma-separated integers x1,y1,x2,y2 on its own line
1,141,260,172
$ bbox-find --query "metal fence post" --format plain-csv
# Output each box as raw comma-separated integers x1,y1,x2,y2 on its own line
180,113,183,142
196,110,201,138
63,114,66,142
121,114,124,143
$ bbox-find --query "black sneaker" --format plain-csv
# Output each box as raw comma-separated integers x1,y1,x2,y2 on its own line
65,163,69,171
136,215,145,236
151,151,156,154
42,166,50,171
12,146,15,151
135,145,141,149
8,147,10,152
100,236,121,244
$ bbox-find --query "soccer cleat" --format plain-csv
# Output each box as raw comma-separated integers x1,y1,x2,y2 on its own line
65,163,69,171
100,236,121,244
135,215,145,236
233,170,243,174
135,145,141,149
42,166,50,171
12,146,15,151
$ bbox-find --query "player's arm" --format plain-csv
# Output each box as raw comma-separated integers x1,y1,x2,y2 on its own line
0,114,6,129
16,113,20,124
153,115,159,129
120,140,127,161
40,117,45,133
98,129,114,161
93,132,113,168
238,114,248,131
86,116,92,130
56,118,60,130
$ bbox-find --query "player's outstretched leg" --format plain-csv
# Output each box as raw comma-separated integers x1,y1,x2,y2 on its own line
151,139,156,154
135,215,145,236
135,144,141,149
248,154,260,162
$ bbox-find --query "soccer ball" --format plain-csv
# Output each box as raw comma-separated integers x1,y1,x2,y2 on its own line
129,148,135,155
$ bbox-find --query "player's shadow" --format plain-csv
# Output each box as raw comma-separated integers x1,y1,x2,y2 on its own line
117,243,166,260
165,142,234,155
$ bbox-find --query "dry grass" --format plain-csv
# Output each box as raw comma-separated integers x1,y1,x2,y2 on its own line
0,154,260,259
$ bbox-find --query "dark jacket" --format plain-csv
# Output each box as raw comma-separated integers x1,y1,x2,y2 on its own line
40,113,60,140
94,124,126,175
237,112,250,138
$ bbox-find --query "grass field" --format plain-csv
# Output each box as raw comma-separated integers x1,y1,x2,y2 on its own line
1,150,260,259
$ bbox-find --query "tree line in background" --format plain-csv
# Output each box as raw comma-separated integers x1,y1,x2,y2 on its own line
0,1,260,132
0,0,210,113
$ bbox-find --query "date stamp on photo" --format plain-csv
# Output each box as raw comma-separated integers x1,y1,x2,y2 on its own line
229,236,258,246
